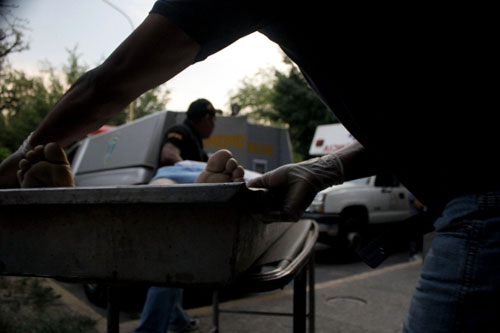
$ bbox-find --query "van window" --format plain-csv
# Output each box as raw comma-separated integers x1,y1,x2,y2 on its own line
349,177,370,185
253,159,268,174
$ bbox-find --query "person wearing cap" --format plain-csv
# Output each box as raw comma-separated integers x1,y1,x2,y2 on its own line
158,98,217,168
134,99,218,333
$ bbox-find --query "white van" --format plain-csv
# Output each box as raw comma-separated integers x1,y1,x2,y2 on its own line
69,111,293,186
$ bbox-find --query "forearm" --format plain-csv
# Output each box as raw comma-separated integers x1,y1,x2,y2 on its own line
29,14,199,148
285,140,375,193
31,68,125,147
160,143,183,166
0,14,199,189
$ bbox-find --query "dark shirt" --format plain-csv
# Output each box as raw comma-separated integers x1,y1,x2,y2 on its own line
162,120,208,163
151,1,499,212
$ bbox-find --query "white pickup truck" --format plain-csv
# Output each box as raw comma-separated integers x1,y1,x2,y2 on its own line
304,174,410,250
303,124,411,252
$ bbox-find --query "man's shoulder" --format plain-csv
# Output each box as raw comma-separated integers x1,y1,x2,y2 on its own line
165,122,195,143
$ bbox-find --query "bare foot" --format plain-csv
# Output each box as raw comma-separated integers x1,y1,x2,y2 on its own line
18,143,75,188
16,145,242,188
195,149,244,183
149,178,178,185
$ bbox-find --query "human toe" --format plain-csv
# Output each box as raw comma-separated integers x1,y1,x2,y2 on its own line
225,157,239,173
25,145,45,163
17,158,32,185
206,149,232,173
232,165,244,181
44,142,69,164
18,158,32,172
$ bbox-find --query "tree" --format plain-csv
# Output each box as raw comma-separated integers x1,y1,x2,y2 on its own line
0,48,84,160
0,3,29,72
0,67,64,160
230,59,337,161
0,47,170,162
47,46,170,126
62,46,88,87
229,68,278,125
106,87,170,126
273,66,337,160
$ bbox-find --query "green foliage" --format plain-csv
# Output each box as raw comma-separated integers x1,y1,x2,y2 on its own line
272,66,337,160
0,67,63,155
0,6,170,161
62,46,88,87
0,47,84,158
106,86,170,126
0,277,97,333
230,68,279,125
0,45,170,162
230,59,337,161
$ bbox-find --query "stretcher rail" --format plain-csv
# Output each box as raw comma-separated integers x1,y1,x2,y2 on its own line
0,183,291,286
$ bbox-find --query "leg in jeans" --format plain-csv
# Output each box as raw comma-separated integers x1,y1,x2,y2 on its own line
404,192,500,332
167,289,192,332
134,287,187,333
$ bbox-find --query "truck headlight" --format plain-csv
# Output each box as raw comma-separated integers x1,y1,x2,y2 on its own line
307,192,326,213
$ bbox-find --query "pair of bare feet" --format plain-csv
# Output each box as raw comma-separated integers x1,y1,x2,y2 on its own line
17,143,244,188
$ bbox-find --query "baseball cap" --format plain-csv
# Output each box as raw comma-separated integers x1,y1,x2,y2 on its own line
186,99,221,121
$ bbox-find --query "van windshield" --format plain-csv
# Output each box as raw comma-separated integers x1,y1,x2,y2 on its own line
349,177,370,185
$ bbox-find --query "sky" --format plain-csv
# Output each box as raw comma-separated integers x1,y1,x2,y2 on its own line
6,0,288,112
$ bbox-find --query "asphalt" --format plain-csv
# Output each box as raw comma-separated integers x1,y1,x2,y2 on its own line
49,257,423,333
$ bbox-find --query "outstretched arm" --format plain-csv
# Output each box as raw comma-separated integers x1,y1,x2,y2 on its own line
248,141,377,221
0,14,200,188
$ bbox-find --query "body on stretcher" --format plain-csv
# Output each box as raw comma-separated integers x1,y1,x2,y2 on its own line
152,160,261,183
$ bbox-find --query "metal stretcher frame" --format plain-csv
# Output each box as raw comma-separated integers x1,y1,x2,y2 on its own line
211,219,318,333
0,184,291,286
0,183,317,332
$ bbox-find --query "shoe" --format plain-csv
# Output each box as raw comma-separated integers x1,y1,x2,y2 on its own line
167,319,200,333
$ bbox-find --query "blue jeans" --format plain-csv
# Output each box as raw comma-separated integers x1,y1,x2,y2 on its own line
134,287,191,333
404,191,500,332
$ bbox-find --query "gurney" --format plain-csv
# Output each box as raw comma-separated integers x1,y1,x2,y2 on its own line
0,183,317,332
